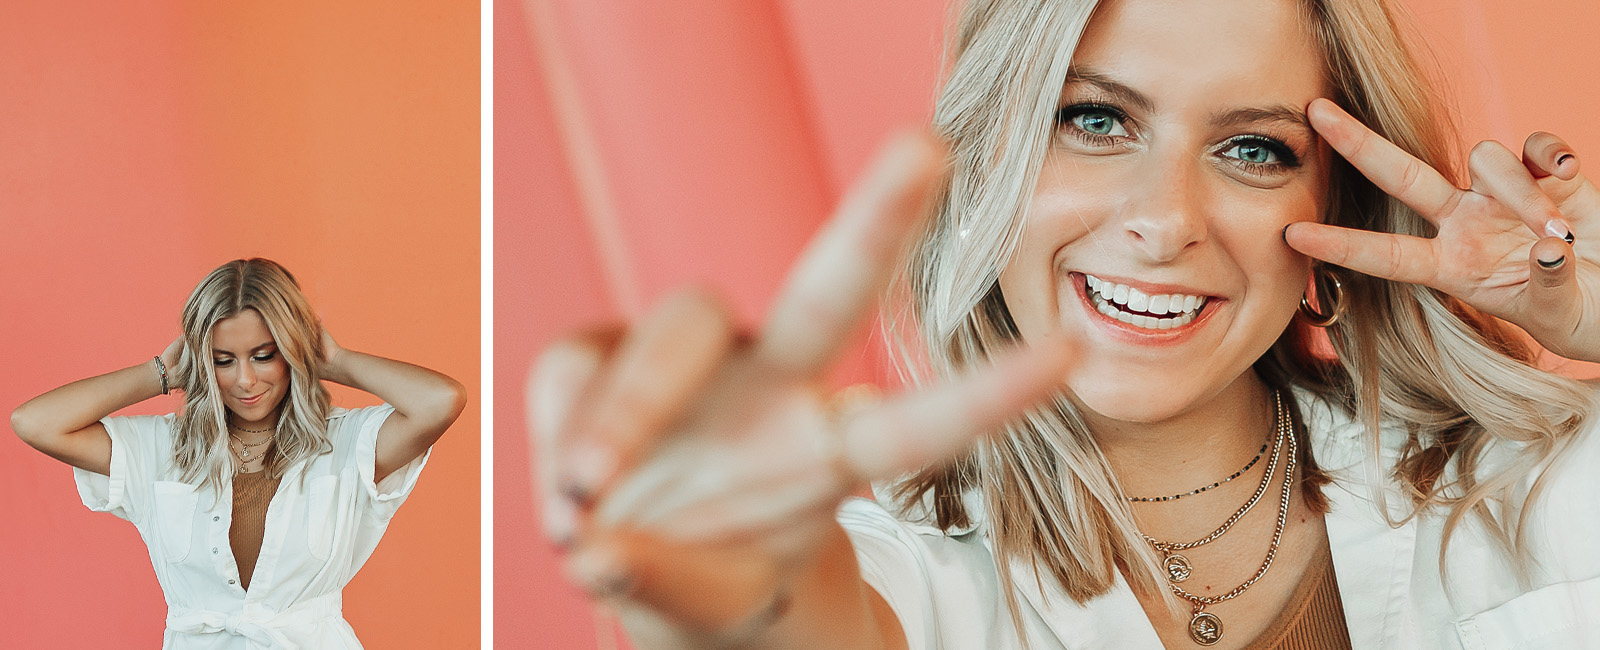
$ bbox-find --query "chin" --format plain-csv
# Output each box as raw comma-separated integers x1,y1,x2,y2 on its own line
1064,363,1226,425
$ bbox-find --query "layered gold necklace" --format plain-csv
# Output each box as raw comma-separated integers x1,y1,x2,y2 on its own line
228,424,276,474
1128,390,1295,646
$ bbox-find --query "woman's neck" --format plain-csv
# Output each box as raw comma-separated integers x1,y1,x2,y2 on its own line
1086,374,1277,500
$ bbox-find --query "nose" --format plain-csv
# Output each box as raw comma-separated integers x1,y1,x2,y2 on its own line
1120,149,1209,261
236,362,257,391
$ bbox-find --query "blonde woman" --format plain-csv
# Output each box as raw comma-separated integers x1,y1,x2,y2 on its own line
532,0,1600,648
12,258,466,649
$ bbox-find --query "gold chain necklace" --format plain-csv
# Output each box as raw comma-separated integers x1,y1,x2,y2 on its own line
1135,390,1295,646
1140,391,1288,585
228,428,275,469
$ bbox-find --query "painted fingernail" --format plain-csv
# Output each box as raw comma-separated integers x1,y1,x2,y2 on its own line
1282,224,1291,244
1545,218,1575,243
559,481,596,508
1538,254,1566,270
1557,153,1575,168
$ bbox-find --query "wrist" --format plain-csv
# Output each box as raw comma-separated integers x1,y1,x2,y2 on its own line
150,356,172,395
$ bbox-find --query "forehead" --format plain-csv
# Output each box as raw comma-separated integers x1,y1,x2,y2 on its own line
211,308,276,350
1073,0,1326,106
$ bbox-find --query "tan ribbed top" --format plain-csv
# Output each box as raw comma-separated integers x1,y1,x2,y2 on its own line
1239,536,1353,650
230,470,282,591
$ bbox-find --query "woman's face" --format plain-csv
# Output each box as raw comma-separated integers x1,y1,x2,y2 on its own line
210,308,290,427
998,0,1331,424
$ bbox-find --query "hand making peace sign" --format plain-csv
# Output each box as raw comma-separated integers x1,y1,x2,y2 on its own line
1287,98,1600,362
528,133,1076,641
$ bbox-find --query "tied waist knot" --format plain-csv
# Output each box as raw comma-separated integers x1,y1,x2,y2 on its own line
166,593,342,650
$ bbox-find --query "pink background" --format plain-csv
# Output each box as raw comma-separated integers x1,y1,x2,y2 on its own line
497,1,1600,648
0,2,479,647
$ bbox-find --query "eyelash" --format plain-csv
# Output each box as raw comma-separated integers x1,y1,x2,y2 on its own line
214,351,276,367
1054,103,1303,175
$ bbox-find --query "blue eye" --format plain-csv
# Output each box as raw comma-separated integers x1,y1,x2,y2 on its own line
1056,104,1133,143
1074,111,1125,136
1226,141,1278,164
1219,136,1299,173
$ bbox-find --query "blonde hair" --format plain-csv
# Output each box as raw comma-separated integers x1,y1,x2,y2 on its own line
889,0,1594,630
172,258,333,493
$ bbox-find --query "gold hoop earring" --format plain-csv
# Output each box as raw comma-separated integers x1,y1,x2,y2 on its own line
1299,267,1345,328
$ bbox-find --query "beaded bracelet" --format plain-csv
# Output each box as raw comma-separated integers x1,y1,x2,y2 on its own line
153,356,170,395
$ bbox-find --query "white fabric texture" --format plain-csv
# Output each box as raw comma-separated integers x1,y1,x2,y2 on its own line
839,388,1600,650
74,404,430,650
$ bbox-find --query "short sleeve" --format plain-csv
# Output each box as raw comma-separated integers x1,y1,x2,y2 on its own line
345,404,431,523
838,497,945,650
73,414,173,524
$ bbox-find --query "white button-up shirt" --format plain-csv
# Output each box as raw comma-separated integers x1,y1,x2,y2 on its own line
841,389,1600,649
75,405,429,650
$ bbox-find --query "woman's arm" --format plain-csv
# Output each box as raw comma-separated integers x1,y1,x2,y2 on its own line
531,135,1068,649
10,339,182,475
318,329,466,482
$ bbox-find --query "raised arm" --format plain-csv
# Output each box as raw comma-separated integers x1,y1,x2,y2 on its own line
531,134,1078,649
11,339,183,475
318,329,466,483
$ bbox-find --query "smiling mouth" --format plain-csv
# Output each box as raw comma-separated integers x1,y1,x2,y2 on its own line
1082,273,1214,331
238,394,265,405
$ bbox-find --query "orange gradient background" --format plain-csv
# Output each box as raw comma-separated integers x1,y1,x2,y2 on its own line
0,2,478,648
497,1,1600,648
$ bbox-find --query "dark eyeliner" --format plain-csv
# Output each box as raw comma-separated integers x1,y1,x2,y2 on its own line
1055,102,1128,126
1226,135,1301,167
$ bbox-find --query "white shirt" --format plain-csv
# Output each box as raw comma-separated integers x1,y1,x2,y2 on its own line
840,389,1600,649
74,405,429,650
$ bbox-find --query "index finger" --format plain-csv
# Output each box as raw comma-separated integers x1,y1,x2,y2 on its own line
1308,98,1462,222
840,336,1076,481
754,131,945,376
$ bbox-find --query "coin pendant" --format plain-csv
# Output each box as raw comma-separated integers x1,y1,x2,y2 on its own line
1164,553,1192,582
1189,611,1223,646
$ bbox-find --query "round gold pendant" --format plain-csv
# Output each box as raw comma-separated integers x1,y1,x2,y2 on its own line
1164,553,1192,582
1189,611,1223,646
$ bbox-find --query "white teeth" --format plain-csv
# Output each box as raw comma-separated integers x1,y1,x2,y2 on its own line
1147,294,1169,315
1126,290,1149,312
1083,273,1208,330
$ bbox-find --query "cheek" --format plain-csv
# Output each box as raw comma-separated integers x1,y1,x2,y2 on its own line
264,361,290,387
999,160,1120,340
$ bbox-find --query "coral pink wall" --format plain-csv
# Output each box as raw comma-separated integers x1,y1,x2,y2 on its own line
497,1,1600,647
0,2,479,648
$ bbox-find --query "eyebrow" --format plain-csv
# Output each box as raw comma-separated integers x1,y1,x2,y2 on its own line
212,342,277,356
1064,66,1314,135
1062,68,1156,113
1212,106,1313,134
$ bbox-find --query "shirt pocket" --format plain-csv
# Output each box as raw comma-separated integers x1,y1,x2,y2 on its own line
305,474,344,561
1455,575,1600,650
149,481,200,564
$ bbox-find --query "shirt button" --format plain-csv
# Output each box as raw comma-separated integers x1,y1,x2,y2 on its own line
212,548,219,554
228,579,236,585
213,516,220,521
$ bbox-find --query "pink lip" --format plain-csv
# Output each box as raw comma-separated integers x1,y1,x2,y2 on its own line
1072,272,1224,345
237,393,265,405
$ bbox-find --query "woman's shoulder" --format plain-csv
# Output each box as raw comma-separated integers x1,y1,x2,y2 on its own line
838,495,996,572
100,413,180,451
